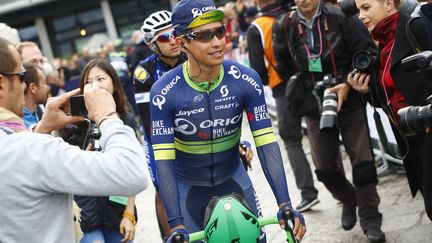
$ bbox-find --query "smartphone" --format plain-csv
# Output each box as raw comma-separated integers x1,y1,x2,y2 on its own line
70,95,87,115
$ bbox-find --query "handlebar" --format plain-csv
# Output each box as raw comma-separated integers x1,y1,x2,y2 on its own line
189,215,297,243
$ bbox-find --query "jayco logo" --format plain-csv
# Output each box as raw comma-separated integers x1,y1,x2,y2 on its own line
152,95,166,110
227,65,241,79
191,6,216,18
220,85,229,97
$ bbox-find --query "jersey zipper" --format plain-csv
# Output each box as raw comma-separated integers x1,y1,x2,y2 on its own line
206,89,215,186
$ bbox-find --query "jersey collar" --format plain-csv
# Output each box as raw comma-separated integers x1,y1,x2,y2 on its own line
182,62,224,92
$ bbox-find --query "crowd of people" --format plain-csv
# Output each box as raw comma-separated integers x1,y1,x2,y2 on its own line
0,0,431,242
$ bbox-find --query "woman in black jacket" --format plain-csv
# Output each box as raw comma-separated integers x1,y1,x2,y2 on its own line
76,59,139,242
348,0,432,220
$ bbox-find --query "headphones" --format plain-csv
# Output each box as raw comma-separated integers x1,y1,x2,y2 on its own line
180,42,189,52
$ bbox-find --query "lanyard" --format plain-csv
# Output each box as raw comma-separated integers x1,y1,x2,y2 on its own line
380,41,396,106
303,18,323,58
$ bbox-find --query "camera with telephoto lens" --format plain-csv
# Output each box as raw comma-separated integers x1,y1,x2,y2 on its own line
397,95,432,135
352,50,377,74
314,75,339,130
314,74,338,96
401,50,432,73
320,89,339,130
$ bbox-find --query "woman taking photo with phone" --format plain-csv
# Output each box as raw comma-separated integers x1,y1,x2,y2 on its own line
348,0,432,221
75,59,139,243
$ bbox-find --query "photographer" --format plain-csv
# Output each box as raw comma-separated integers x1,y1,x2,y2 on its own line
273,0,385,242
247,0,320,213
348,0,432,221
0,37,148,242
69,59,140,243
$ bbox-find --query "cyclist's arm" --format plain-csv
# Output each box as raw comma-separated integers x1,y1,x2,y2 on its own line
149,87,184,228
242,69,291,206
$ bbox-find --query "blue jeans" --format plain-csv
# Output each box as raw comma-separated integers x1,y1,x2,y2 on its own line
80,228,133,243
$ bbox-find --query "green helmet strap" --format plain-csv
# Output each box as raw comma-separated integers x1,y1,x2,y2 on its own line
203,193,261,243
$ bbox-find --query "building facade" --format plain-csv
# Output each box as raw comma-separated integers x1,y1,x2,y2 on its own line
0,0,176,59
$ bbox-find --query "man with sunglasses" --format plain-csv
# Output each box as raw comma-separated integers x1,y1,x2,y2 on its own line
0,36,149,242
136,10,255,241
149,1,306,242
134,10,185,241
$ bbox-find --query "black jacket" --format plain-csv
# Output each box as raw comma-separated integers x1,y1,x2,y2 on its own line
273,3,376,109
367,13,432,195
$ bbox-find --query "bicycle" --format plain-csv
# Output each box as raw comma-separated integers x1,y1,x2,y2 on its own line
170,193,298,243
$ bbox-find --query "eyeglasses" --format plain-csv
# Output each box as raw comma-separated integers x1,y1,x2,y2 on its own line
151,30,176,43
183,26,226,43
0,70,26,83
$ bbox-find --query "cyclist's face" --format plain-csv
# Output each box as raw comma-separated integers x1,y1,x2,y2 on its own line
183,22,226,68
155,27,181,58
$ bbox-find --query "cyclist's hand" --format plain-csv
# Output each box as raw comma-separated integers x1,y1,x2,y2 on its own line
277,203,306,241
239,141,253,170
166,227,189,243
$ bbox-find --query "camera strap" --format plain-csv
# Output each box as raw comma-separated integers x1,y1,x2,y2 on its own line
405,17,423,54
372,106,409,160
369,85,409,160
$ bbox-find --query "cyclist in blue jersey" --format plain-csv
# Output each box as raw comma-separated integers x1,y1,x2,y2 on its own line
135,10,255,241
134,10,185,240
149,1,306,242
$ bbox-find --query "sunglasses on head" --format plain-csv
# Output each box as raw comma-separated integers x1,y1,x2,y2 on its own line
183,26,226,42
151,30,176,43
0,70,26,83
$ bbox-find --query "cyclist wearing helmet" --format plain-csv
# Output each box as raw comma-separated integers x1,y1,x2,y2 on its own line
134,10,185,240
149,0,306,242
135,10,254,241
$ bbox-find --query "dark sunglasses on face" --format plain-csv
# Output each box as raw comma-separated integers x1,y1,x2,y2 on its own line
184,26,226,42
151,30,176,43
0,70,26,83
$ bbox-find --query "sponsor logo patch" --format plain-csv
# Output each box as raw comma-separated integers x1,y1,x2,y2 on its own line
152,95,166,110
133,66,149,83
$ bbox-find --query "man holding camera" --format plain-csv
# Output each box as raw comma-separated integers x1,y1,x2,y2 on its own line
273,0,385,242
0,37,148,242
247,0,320,213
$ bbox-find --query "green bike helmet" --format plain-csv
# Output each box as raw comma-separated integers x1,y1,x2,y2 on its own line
203,193,261,243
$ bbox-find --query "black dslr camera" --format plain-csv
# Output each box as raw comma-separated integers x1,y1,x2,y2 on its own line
352,50,377,74
315,75,339,130
398,95,432,135
63,95,102,151
401,50,432,72
314,74,338,96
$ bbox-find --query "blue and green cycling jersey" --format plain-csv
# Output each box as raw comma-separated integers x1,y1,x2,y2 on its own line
150,60,291,227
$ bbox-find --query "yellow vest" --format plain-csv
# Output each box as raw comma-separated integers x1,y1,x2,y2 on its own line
251,16,283,88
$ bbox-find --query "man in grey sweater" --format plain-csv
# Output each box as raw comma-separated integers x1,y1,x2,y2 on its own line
0,37,149,242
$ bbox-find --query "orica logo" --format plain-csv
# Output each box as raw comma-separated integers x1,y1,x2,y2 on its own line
152,95,166,110
191,8,203,18
220,85,229,97
227,65,241,79
174,118,197,135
